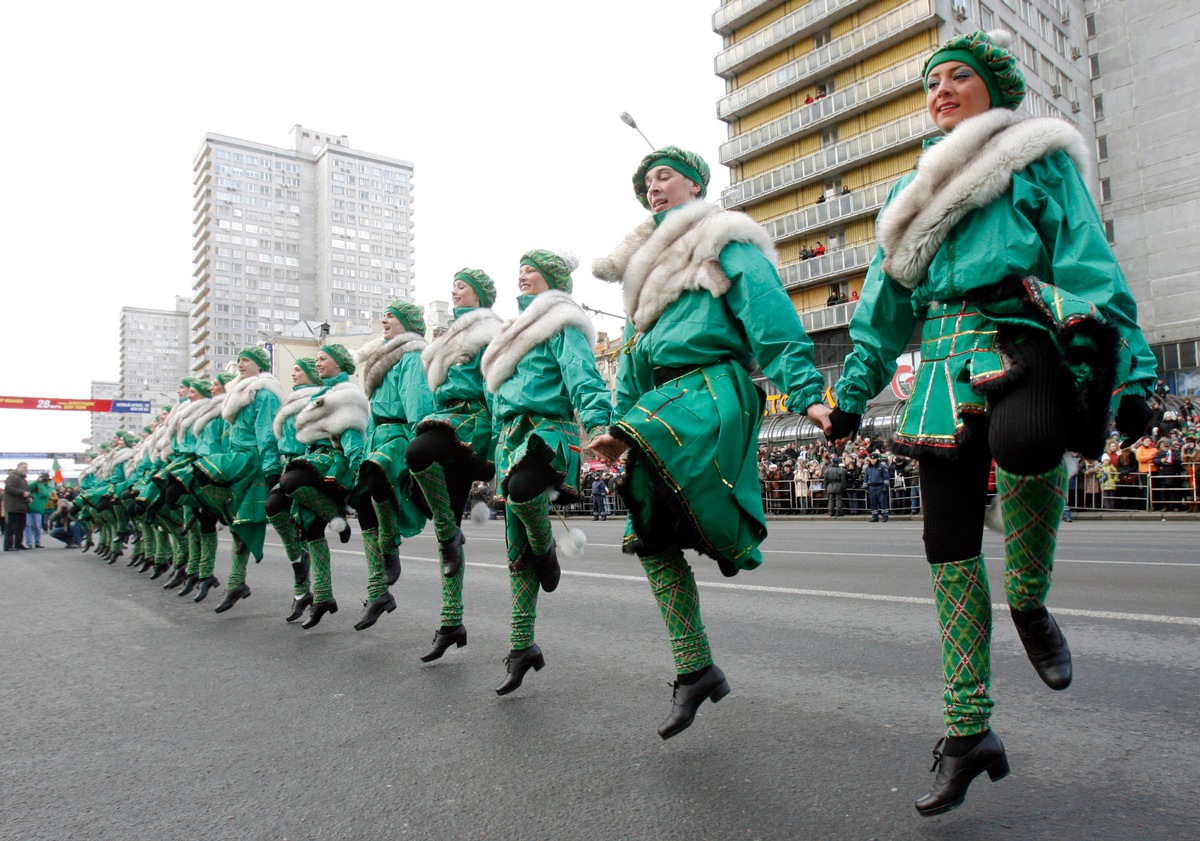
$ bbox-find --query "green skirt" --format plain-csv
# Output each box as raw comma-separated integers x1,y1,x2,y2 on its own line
897,277,1120,459
497,414,583,503
360,421,426,539
614,359,767,571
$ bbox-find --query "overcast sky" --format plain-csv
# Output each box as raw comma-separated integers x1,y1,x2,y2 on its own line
0,0,730,463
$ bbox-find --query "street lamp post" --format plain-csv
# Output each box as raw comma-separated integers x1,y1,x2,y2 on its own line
619,112,655,150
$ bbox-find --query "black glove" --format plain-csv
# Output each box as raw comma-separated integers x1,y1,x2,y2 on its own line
1114,394,1153,449
828,406,863,442
264,474,281,490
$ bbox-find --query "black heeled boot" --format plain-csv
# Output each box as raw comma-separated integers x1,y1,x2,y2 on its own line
162,567,185,589
285,591,313,623
439,528,465,579
382,547,401,586
495,644,545,695
149,562,170,580
657,664,731,740
137,556,156,573
420,625,467,662
915,730,1010,816
125,551,139,567
192,575,220,603
353,592,396,631
214,583,251,613
530,545,560,593
1012,608,1072,690
302,599,338,629
176,573,200,596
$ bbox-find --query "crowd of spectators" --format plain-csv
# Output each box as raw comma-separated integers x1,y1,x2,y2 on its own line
2,466,83,550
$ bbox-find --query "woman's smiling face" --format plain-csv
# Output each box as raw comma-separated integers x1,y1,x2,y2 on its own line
926,61,992,131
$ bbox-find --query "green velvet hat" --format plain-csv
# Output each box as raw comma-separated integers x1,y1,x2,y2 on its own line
632,146,711,210
454,268,497,308
216,371,236,387
184,376,212,398
520,249,579,294
319,343,355,375
238,345,271,372
923,29,1026,110
295,357,322,386
386,299,427,335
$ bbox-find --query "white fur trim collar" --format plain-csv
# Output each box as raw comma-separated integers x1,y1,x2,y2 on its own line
356,332,427,398
592,200,776,331
878,110,1092,287
295,381,370,444
421,308,503,392
273,385,321,439
480,291,596,393
221,373,286,422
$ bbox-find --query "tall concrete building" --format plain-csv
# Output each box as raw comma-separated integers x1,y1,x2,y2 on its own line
1088,0,1200,394
713,0,1122,399
119,297,191,423
190,125,415,374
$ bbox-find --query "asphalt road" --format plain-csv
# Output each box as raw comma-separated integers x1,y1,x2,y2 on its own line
3,517,1198,841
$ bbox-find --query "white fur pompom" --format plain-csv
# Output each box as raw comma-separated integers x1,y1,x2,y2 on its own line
592,257,619,282
555,249,580,273
557,526,588,558
470,501,490,526
329,516,348,535
986,29,1014,48
547,487,560,502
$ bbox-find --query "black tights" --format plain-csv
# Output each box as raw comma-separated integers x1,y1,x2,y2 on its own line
920,331,1072,565
276,464,343,541
407,428,483,518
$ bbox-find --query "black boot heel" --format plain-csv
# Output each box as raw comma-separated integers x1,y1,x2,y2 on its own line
420,625,468,662
495,644,544,695
657,664,730,740
915,730,1009,817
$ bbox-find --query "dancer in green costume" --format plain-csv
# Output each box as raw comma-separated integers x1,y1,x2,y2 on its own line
274,344,369,628
173,373,233,598
481,249,612,695
187,347,285,607
267,358,324,621
824,31,1157,816
149,378,212,584
405,269,502,658
352,300,433,631
590,146,828,739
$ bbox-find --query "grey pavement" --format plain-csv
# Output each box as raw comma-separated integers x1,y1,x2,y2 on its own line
2,518,1198,841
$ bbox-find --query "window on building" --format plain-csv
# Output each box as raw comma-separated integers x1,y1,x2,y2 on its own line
1089,54,1100,78
1103,219,1115,244
813,28,831,49
1093,95,1104,120
1100,178,1112,203
1096,135,1108,161
1085,13,1096,38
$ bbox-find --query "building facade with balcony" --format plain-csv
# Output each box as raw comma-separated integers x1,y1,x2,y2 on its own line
713,0,1104,394
118,298,191,423
190,126,415,374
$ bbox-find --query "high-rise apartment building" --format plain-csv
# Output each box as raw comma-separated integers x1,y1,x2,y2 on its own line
119,297,191,423
1088,0,1200,392
190,125,415,374
714,0,1108,388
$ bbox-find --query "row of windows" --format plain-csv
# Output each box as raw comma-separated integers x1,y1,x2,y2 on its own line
214,149,300,174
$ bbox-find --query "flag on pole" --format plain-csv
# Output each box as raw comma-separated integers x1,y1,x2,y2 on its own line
52,457,63,485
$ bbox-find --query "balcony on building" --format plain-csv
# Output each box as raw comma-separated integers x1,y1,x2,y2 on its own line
781,240,877,291
719,57,924,166
712,0,787,35
716,0,936,122
799,298,859,334
715,0,876,79
722,112,936,210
